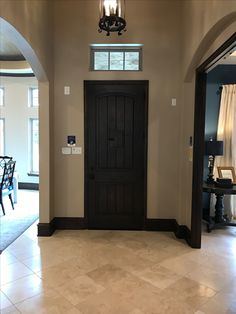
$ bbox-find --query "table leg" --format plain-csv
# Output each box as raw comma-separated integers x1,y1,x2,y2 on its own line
214,193,226,223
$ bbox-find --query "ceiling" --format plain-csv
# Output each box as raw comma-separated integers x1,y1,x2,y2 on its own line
0,32,25,61
0,32,34,74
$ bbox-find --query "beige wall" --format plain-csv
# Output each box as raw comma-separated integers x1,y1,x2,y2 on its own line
0,0,53,80
53,0,182,219
0,0,54,222
1,0,236,228
182,0,236,81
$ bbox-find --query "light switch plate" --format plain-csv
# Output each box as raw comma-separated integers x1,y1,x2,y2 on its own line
188,146,193,162
171,98,176,106
72,147,82,154
64,86,70,95
62,147,71,154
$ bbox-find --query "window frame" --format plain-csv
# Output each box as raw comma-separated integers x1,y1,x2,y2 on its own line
28,87,39,107
0,87,5,107
90,45,143,71
29,118,39,175
0,118,5,155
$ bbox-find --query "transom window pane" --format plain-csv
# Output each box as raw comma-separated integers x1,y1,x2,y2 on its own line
94,51,109,70
0,87,4,106
110,52,124,70
91,45,142,71
125,52,139,70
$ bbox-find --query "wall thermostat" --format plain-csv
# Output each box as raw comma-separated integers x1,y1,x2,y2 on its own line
67,135,76,146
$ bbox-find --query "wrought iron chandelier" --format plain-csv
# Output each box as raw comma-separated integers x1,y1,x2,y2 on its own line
98,0,126,36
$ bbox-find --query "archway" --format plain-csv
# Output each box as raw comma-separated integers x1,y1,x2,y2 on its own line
187,14,236,247
0,17,51,227
185,12,236,83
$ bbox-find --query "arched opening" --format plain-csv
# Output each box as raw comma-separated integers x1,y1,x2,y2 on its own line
188,14,236,248
0,18,51,234
185,12,236,83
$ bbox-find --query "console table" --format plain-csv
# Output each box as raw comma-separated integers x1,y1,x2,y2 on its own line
202,183,236,232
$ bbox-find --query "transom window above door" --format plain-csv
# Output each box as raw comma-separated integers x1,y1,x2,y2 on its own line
90,44,143,71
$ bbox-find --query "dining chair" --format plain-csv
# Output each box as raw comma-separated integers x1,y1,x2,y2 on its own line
0,156,13,172
0,160,16,215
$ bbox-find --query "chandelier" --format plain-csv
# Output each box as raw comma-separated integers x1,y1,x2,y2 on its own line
98,0,126,36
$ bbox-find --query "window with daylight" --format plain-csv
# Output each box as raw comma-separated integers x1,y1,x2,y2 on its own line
90,44,142,71
0,119,5,155
28,87,39,107
29,118,39,174
0,87,4,106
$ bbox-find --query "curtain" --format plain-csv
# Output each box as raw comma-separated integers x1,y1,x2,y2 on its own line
214,84,236,219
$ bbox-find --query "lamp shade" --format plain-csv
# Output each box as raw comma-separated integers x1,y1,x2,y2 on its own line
205,140,224,156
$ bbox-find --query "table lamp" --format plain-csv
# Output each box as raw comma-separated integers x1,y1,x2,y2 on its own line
205,138,224,183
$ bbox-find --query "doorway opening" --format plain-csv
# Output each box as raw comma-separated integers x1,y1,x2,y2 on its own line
191,32,236,248
0,17,50,246
0,38,40,253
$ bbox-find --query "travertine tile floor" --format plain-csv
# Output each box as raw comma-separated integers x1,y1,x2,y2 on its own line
1,221,236,313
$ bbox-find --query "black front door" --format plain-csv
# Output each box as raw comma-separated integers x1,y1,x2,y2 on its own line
84,81,148,229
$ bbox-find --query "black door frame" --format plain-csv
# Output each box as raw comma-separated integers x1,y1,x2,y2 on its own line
84,80,149,229
191,32,236,248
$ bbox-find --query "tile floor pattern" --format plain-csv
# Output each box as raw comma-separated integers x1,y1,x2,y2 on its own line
0,222,236,314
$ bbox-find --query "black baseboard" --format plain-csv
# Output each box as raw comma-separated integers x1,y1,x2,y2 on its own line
37,217,86,236
19,182,39,190
37,217,191,247
145,219,177,231
54,217,87,229
145,218,191,247
37,220,56,236
174,224,191,246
